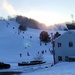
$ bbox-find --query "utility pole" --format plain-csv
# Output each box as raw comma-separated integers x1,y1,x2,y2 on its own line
51,33,56,64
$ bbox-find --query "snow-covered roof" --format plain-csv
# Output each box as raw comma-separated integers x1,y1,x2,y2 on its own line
54,30,75,41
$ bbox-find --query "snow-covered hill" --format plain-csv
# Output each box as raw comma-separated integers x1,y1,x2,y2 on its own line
0,20,53,63
1,20,71,75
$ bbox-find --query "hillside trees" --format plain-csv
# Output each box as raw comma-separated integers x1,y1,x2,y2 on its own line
39,31,50,43
16,15,46,29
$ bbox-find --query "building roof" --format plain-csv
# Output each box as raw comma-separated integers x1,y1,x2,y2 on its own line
54,30,75,42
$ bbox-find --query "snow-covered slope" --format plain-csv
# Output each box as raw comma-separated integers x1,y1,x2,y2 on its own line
0,20,53,63
1,20,71,75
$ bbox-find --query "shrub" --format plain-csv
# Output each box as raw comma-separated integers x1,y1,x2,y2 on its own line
34,54,43,61
18,25,27,31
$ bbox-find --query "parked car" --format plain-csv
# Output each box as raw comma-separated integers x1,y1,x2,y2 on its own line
0,62,10,69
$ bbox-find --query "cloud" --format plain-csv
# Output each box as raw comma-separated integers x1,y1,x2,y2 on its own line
2,0,16,15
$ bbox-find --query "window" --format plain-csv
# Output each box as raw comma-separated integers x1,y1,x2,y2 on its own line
65,56,69,61
69,42,73,47
58,56,62,61
58,42,61,47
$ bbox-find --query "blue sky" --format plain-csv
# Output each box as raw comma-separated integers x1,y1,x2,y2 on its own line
0,0,75,26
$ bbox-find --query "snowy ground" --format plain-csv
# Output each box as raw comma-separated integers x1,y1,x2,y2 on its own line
0,20,73,75
1,62,75,75
21,62,75,75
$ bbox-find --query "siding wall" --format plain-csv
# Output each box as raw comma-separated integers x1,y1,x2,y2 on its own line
54,31,75,63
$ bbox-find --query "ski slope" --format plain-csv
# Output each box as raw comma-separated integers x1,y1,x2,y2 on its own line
1,20,73,75
0,20,53,63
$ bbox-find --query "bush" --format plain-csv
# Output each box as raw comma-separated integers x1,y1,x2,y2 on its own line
40,31,50,43
34,54,43,61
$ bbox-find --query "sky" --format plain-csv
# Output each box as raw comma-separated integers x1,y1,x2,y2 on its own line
0,0,75,26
